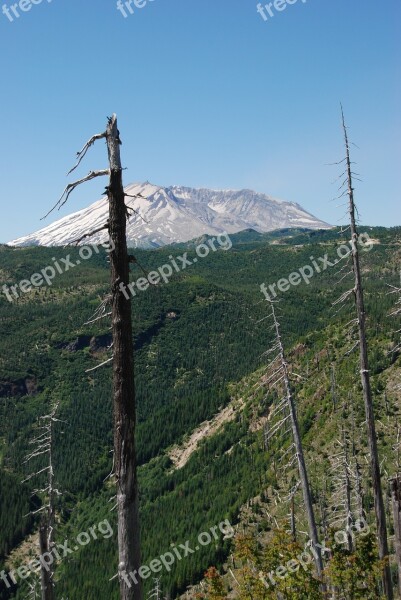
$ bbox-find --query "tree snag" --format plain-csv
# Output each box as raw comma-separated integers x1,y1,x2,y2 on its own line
390,477,401,597
39,521,55,600
341,106,393,599
106,115,142,600
47,114,142,600
23,403,59,600
265,299,324,580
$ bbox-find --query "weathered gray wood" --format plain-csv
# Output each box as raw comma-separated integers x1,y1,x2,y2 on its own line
39,521,55,600
270,300,324,579
390,477,401,597
342,107,393,599
24,404,58,600
106,114,142,600
342,426,353,552
290,495,296,542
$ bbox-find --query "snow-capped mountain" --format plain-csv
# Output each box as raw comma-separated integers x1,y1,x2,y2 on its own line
8,182,331,248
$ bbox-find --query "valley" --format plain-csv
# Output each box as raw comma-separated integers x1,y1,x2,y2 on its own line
1,226,400,598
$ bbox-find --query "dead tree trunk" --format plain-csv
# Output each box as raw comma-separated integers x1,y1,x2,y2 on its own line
390,477,401,597
106,115,142,600
148,578,162,600
318,481,329,541
342,426,353,552
270,300,324,579
290,495,297,542
331,365,337,411
39,522,55,600
23,404,59,600
46,115,142,599
44,412,56,600
342,107,393,599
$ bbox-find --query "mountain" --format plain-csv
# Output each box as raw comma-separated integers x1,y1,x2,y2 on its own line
8,182,331,248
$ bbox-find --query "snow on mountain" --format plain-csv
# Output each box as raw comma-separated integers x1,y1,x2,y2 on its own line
8,182,331,248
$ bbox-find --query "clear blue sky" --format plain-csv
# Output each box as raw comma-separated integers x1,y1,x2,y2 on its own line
0,0,400,242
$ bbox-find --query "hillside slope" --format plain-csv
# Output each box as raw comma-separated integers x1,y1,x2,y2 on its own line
0,226,400,598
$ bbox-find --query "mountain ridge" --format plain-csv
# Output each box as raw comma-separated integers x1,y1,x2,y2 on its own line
8,182,331,249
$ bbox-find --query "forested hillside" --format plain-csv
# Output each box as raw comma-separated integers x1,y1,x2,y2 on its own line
0,226,400,599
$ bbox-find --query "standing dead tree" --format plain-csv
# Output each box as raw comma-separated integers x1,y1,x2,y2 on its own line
328,426,353,551
48,114,143,600
327,421,367,553
27,577,41,600
327,394,367,549
388,283,401,596
389,281,401,357
258,299,324,580
106,115,142,600
23,402,60,600
338,107,393,599
391,477,401,598
147,578,162,600
330,365,338,411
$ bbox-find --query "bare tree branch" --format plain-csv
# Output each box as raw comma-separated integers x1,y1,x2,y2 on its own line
42,170,109,220
68,131,107,175
85,356,113,372
68,223,109,246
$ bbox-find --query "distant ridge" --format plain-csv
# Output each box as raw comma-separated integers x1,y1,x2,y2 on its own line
8,182,331,248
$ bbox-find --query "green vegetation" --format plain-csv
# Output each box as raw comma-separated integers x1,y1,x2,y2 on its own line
0,226,400,598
